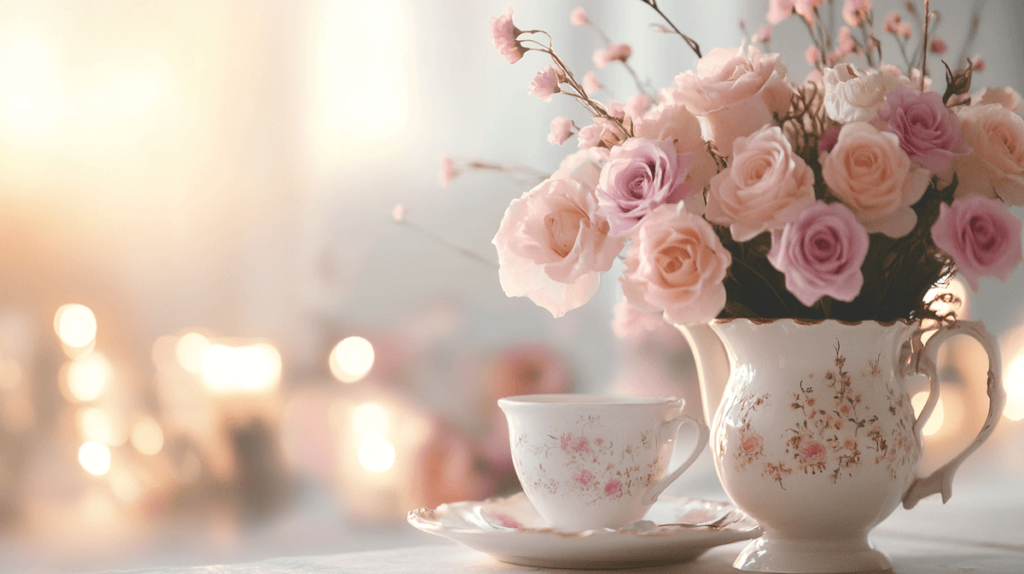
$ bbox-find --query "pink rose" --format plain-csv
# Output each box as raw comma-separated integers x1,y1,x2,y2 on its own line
842,0,871,27
931,195,1023,290
634,101,718,198
878,86,972,175
800,440,828,462
493,177,625,318
822,122,930,237
529,66,561,102
824,64,911,124
768,201,869,307
706,125,816,242
603,479,622,496
548,116,573,146
570,7,587,26
671,46,792,157
560,433,573,451
570,435,590,453
596,138,693,237
490,7,524,64
954,104,1024,205
620,203,731,325
552,149,603,189
973,87,1022,112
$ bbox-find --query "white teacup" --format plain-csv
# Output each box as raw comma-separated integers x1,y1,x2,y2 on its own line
498,394,709,531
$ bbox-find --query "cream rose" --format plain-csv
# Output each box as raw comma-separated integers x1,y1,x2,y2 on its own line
953,104,1024,205
493,177,625,317
822,122,931,237
634,101,718,198
619,203,731,325
671,46,791,157
706,125,816,241
823,64,911,124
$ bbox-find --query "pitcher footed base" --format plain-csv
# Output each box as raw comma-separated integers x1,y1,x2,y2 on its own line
733,535,893,573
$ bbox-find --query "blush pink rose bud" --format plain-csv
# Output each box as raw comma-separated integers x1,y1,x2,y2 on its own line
971,55,986,73
768,201,870,307
529,66,562,102
931,195,1024,290
547,116,573,146
596,137,694,237
822,122,930,237
620,203,731,325
593,42,632,68
929,37,948,55
706,125,816,242
570,7,587,26
878,86,972,176
671,46,791,157
490,7,525,64
954,104,1024,205
493,177,626,317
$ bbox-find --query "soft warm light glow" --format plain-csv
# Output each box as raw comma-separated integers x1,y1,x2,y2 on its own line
911,391,945,436
130,416,165,455
358,436,396,473
54,304,97,349
78,441,112,476
329,336,375,383
352,402,390,437
1003,357,1024,422
0,359,22,391
0,35,63,135
176,332,211,374
65,353,111,402
110,472,142,503
77,407,125,446
201,343,281,393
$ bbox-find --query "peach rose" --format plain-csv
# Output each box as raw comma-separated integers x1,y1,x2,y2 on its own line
671,46,791,157
633,101,718,199
822,122,931,237
972,87,1022,112
706,125,816,241
620,203,731,325
824,64,912,124
493,177,625,317
953,104,1024,205
740,432,763,456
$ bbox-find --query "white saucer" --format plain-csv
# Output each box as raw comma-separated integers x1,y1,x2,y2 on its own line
407,493,762,570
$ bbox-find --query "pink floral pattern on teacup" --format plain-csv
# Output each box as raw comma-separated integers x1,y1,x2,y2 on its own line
512,414,660,507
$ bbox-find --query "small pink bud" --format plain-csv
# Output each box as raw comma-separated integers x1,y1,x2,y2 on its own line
391,204,406,222
439,156,456,187
805,45,821,66
583,71,602,94
570,7,587,26
529,66,561,102
547,116,573,145
883,11,901,34
755,24,772,43
971,54,986,72
929,37,947,55
897,21,913,40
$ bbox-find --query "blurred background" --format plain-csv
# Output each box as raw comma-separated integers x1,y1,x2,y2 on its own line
0,0,1021,572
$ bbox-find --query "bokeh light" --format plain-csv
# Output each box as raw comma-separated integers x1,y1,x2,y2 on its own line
54,304,97,349
329,336,375,383
176,332,211,374
201,343,281,393
351,402,390,437
357,436,395,473
130,416,165,456
76,407,125,446
64,353,111,402
78,441,112,476
911,391,946,436
1003,356,1024,422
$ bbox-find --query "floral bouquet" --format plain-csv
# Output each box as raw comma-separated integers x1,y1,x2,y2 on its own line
485,1,1023,326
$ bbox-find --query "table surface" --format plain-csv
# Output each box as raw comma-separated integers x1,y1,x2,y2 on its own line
104,476,1024,574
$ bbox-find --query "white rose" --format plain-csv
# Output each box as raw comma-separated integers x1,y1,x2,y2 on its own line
824,64,911,124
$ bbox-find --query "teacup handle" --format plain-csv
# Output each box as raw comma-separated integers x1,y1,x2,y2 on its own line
901,320,1006,509
641,414,710,505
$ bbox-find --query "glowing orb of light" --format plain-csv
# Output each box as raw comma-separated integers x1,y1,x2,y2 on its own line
55,304,97,349
1003,357,1024,422
65,353,111,402
351,402,390,437
130,416,165,455
357,436,395,473
911,391,946,436
329,336,375,383
78,441,112,476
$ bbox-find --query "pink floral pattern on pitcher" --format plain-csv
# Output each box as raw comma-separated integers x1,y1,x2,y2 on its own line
512,414,660,506
722,342,918,490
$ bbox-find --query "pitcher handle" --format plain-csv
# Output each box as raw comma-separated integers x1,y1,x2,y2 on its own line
641,414,710,505
901,320,1006,509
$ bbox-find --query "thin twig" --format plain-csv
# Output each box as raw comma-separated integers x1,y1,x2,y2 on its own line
637,0,702,58
920,0,932,89
396,219,498,270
